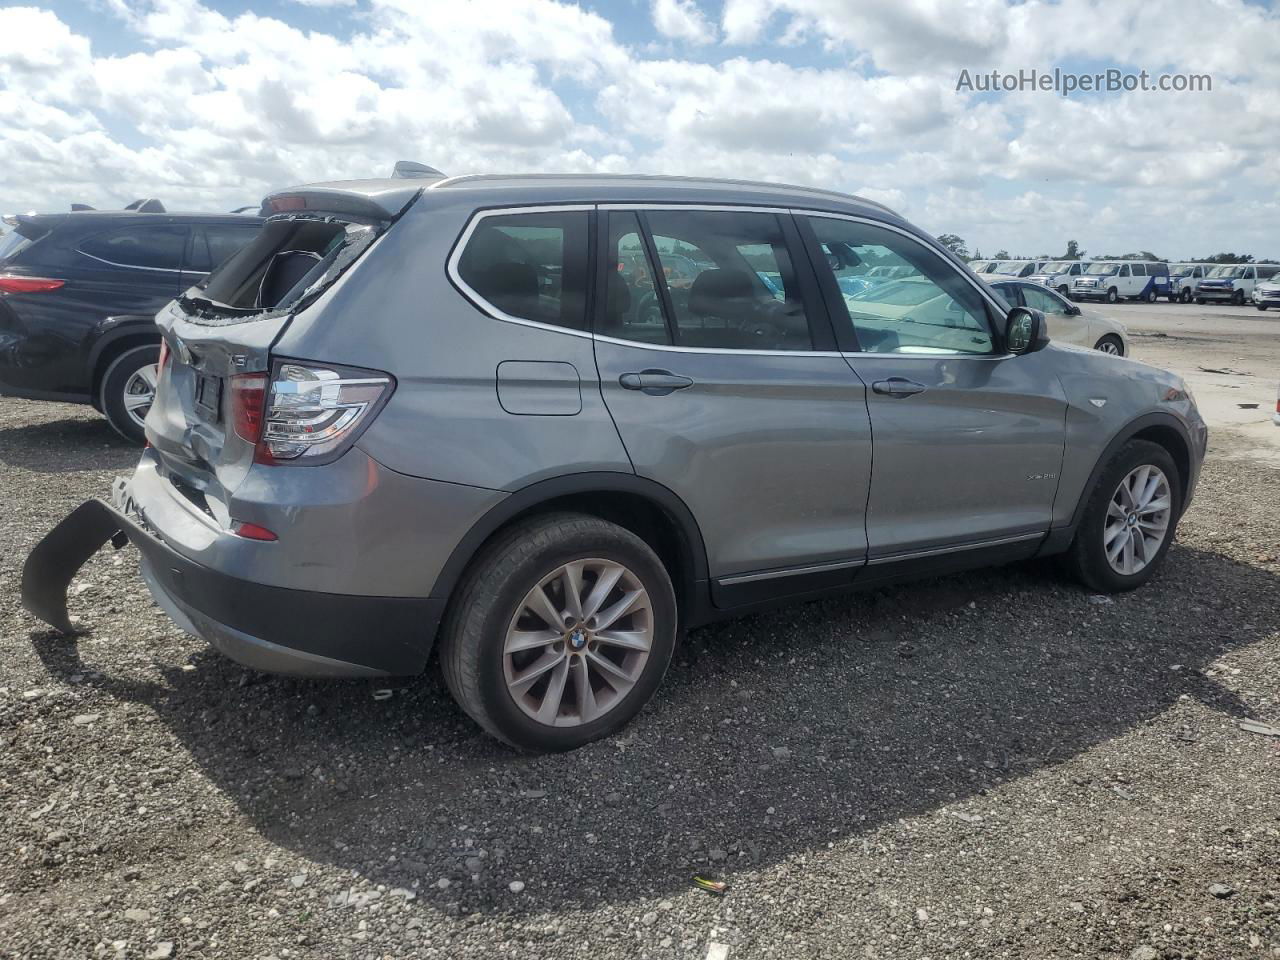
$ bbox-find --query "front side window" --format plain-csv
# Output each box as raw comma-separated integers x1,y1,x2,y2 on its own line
643,209,813,351
457,210,589,331
80,224,188,271
807,216,996,356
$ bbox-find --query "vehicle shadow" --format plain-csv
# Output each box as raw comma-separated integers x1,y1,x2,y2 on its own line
30,543,1275,916
0,415,137,473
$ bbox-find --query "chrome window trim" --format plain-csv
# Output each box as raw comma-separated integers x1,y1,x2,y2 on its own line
77,249,186,274
447,201,1018,360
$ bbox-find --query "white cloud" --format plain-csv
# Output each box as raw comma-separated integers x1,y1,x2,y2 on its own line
0,0,1277,259
652,0,716,44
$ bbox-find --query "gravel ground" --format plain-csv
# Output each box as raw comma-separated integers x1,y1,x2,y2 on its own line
1,385,1278,960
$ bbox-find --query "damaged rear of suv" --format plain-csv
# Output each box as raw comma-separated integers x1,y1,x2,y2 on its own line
24,178,449,677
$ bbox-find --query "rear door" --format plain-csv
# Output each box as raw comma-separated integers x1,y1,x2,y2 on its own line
180,221,263,289
799,213,1067,560
592,206,873,599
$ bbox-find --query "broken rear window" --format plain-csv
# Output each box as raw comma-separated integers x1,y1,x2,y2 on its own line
178,216,377,324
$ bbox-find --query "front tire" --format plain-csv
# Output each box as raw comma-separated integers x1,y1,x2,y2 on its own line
1105,287,1119,304
1062,439,1182,593
99,344,160,444
1195,297,1205,304
1094,334,1123,355
439,513,678,752
1179,287,1192,303
1257,304,1268,312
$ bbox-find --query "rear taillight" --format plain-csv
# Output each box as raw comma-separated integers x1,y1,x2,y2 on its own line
0,274,64,294
252,361,392,465
231,520,278,541
230,372,268,444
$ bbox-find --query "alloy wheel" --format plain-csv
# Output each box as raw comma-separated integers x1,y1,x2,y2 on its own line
1104,465,1172,575
122,362,159,429
1096,338,1121,355
503,558,653,727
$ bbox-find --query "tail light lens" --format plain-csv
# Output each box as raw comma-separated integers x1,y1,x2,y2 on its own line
230,372,268,444
250,361,392,465
0,274,64,294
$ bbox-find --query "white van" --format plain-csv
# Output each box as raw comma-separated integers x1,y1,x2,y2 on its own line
1195,263,1280,305
1027,260,1089,298
1167,263,1213,303
1071,261,1171,303
987,259,1049,279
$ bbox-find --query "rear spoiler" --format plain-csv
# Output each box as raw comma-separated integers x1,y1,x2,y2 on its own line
260,183,424,221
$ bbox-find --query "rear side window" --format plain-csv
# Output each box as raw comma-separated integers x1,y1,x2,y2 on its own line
1259,265,1279,280
80,225,187,271
1132,263,1147,276
1150,262,1169,276
643,209,814,351
456,211,589,331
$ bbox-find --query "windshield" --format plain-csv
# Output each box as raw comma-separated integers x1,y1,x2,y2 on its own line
1207,265,1243,278
1040,261,1070,273
990,261,1027,275
1085,262,1119,276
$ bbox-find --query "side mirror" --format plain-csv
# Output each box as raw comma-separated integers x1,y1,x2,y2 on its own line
1005,306,1049,354
1066,303,1082,316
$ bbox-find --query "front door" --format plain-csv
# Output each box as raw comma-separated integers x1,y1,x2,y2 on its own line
799,214,1067,560
592,207,873,594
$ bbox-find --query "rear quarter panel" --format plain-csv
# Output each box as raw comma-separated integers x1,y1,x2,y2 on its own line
272,196,633,490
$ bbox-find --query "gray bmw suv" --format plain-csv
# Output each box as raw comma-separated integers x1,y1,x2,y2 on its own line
24,173,1207,751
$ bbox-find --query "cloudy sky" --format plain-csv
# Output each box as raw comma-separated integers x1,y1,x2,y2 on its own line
3,0,1277,260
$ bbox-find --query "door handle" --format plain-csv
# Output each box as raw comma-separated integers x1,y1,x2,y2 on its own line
872,377,927,398
619,369,694,396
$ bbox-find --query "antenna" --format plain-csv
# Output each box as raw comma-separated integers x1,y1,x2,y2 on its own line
391,161,445,179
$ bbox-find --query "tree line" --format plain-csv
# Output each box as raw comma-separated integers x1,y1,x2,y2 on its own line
934,235,1274,264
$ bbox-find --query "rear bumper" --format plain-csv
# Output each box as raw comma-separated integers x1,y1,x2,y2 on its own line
22,497,443,677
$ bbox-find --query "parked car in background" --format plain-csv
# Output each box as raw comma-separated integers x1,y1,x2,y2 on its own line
0,203,262,441
24,173,1207,752
967,259,995,273
1167,262,1212,303
987,259,1049,279
1252,274,1280,311
1072,260,1170,303
1196,263,1280,305
1026,260,1089,297
988,279,1128,355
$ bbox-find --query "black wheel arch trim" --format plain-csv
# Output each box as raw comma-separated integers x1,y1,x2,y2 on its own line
86,317,162,387
1039,411,1196,556
428,471,711,608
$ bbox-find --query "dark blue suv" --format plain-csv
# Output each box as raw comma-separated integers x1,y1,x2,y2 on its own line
0,204,261,441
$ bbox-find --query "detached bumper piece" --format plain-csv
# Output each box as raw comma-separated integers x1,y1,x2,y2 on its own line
22,498,443,677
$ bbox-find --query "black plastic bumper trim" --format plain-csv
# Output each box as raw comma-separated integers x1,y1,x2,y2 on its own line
23,499,441,675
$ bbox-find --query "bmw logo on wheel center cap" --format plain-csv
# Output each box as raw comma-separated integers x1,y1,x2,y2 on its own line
568,628,588,650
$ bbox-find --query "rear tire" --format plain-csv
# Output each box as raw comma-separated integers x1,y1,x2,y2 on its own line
1062,439,1182,593
1144,288,1157,303
439,512,678,752
99,344,160,444
1195,297,1204,304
